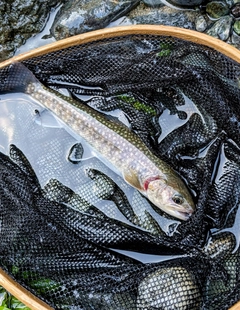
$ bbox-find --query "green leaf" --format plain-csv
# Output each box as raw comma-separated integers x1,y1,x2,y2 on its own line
8,296,31,310
0,287,30,310
0,290,8,305
0,287,8,307
0,306,11,310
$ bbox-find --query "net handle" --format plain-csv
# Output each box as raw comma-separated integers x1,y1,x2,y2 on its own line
0,25,239,68
0,268,54,310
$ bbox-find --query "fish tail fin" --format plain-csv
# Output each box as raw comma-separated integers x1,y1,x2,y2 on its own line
0,62,39,94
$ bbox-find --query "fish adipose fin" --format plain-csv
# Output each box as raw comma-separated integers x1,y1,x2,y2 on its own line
122,168,142,191
0,62,38,94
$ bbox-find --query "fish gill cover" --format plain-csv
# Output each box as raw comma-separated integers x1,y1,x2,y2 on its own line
0,34,240,309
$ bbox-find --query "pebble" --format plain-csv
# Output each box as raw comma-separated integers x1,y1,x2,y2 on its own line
137,266,201,309
231,3,240,17
207,15,233,41
206,1,230,19
143,0,163,6
231,29,240,45
195,15,208,32
164,0,204,6
128,4,196,29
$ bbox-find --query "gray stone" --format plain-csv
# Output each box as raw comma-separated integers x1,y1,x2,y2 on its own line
207,16,233,41
163,0,204,6
144,0,203,6
231,30,240,46
51,0,140,40
206,1,230,19
231,3,240,17
224,0,234,6
195,15,207,32
0,0,65,61
128,3,198,29
143,0,163,6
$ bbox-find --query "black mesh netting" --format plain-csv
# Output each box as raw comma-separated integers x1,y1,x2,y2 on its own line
0,34,240,309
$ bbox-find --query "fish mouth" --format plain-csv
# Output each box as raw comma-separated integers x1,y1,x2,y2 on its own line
160,204,194,221
174,208,194,221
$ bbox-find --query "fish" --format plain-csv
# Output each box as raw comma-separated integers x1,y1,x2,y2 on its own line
2,62,195,220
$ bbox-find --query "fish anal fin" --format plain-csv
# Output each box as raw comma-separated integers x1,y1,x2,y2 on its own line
123,168,142,191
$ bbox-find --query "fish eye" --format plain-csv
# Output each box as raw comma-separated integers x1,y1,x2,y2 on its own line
172,194,184,205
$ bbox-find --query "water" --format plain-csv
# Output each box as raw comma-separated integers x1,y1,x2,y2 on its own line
15,6,60,56
14,7,132,57
158,93,205,143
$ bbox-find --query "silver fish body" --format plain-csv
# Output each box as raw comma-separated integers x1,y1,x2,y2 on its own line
12,63,195,220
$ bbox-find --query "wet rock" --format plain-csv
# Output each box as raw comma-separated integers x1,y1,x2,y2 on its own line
195,15,207,32
164,0,204,7
137,266,202,309
143,0,163,6
207,16,233,41
0,0,64,61
144,0,204,7
128,3,198,29
231,29,240,46
206,1,230,19
225,0,234,5
233,20,240,35
51,0,140,40
231,2,240,17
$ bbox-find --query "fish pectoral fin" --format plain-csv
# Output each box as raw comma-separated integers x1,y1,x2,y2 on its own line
122,168,142,191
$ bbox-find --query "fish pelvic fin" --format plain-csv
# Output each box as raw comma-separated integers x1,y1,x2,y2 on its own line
0,62,39,94
122,168,142,191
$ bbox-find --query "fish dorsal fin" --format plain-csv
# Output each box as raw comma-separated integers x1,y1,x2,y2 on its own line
122,168,142,191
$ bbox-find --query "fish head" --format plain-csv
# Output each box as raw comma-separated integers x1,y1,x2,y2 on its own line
145,176,195,221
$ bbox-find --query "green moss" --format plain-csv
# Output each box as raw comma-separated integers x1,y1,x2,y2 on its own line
118,95,157,116
157,42,173,57
11,266,19,276
30,278,60,294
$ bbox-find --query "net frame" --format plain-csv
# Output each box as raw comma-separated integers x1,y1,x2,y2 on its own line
0,25,239,310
